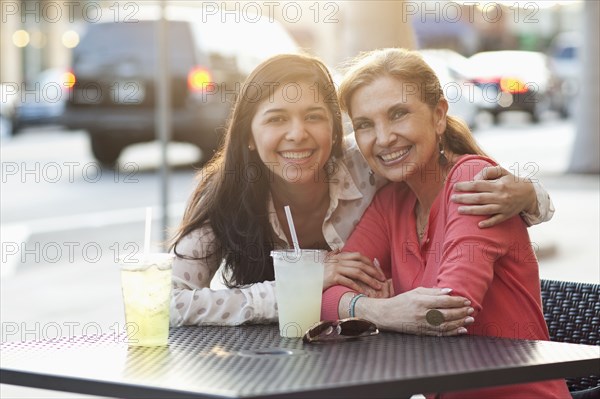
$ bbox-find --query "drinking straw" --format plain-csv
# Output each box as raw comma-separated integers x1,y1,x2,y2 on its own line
144,207,152,258
284,206,300,252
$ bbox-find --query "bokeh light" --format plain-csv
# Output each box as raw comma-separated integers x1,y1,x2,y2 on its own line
12,30,30,47
63,71,77,88
62,31,80,49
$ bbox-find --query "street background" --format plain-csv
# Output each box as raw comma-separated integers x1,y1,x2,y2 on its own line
1,1,599,398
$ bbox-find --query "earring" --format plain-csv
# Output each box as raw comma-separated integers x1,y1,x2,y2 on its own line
369,170,375,186
248,144,254,151
438,136,448,166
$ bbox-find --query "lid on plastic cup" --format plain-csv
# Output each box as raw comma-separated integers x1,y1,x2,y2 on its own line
270,249,327,263
119,253,174,271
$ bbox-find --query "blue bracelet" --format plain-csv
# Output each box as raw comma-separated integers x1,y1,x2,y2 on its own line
349,294,366,318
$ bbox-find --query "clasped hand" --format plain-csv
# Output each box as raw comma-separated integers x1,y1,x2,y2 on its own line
324,252,474,336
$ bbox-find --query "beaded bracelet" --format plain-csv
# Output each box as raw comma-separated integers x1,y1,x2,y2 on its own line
349,294,366,318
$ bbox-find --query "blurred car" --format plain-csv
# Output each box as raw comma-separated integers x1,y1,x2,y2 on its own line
467,51,562,123
419,49,484,129
12,68,73,134
0,83,17,139
548,32,580,118
63,5,299,167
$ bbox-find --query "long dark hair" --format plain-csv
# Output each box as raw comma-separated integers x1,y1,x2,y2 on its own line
170,54,344,287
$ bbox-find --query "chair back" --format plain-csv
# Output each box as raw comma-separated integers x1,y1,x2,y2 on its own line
541,279,600,392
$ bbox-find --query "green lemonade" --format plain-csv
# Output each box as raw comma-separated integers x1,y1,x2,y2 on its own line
121,265,172,346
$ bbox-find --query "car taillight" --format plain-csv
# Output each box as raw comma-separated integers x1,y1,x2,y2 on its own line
63,71,76,89
500,77,527,94
473,77,498,84
188,67,214,93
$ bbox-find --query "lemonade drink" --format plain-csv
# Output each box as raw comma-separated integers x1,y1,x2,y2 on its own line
120,253,173,346
271,250,325,338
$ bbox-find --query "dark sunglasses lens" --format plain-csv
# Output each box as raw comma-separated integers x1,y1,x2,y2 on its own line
307,321,335,339
339,320,377,336
304,319,378,343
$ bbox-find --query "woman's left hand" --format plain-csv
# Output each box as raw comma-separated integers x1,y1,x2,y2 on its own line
451,165,537,228
354,278,395,298
323,251,387,294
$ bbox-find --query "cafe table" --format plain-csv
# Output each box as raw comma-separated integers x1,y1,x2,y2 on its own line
1,325,599,398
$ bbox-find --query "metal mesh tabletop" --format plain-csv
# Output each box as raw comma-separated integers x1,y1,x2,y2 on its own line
2,325,599,398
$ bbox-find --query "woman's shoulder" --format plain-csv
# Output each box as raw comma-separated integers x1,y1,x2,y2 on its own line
447,154,497,183
340,135,369,168
339,136,387,189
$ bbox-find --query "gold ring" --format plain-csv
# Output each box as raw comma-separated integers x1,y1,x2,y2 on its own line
425,309,444,326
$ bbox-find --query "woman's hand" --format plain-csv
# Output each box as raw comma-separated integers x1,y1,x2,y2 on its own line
355,278,394,298
323,251,386,294
451,165,537,228
376,287,475,336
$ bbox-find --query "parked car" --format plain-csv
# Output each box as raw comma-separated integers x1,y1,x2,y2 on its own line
63,5,299,167
419,49,484,129
548,31,580,118
467,50,563,123
12,68,73,134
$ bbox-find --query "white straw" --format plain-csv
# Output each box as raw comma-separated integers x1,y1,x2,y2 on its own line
143,207,152,258
284,206,300,252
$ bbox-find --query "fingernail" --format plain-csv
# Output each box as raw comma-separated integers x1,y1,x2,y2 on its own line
465,317,475,324
374,258,381,268
467,307,474,315
458,327,468,334
451,195,458,201
478,222,487,228
441,288,452,294
457,206,466,213
464,300,471,306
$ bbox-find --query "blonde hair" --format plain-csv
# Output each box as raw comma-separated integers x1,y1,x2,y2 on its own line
338,48,487,157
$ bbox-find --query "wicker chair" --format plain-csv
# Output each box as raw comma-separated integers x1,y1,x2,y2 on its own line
541,279,600,398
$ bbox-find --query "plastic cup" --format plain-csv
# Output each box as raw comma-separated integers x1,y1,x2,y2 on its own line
119,253,174,346
270,249,326,338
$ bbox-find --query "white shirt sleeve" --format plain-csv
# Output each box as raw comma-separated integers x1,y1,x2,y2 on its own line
170,226,278,327
521,180,555,226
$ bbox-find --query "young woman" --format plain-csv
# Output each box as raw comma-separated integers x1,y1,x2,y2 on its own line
169,53,553,328
321,48,569,398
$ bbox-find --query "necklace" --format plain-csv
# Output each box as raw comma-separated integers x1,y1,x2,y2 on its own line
417,217,428,240
415,204,429,241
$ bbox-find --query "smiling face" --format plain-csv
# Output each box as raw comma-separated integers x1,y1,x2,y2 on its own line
250,81,334,185
349,75,447,184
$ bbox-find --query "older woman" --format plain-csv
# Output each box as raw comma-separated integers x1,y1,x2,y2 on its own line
321,48,569,398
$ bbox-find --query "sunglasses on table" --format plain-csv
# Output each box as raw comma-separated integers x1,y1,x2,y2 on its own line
302,318,379,343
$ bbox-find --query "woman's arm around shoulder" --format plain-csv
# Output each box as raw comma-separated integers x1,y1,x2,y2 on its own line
451,164,555,227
